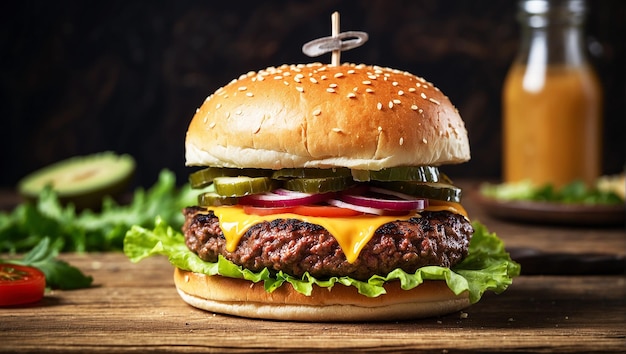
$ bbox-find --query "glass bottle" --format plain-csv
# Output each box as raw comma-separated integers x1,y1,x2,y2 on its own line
502,0,602,188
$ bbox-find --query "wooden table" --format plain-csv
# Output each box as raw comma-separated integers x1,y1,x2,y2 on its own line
1,182,625,353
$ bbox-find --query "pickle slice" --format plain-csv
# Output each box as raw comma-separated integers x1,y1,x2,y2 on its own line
197,192,239,207
284,176,354,193
373,181,462,202
351,166,441,182
213,176,276,197
272,168,352,180
189,167,272,189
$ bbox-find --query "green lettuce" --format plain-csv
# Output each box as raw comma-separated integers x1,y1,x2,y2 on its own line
481,180,623,205
124,218,520,303
0,169,198,253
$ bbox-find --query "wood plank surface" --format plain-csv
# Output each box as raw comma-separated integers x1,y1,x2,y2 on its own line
1,254,624,352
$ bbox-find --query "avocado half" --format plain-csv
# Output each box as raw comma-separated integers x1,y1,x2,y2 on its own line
18,152,136,210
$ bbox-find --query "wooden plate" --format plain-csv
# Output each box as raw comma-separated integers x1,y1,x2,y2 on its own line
476,194,625,226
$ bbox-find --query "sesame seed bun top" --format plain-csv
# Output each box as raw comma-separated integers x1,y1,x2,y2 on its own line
185,63,470,170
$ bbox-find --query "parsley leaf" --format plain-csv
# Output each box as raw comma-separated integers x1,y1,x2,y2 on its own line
0,237,93,289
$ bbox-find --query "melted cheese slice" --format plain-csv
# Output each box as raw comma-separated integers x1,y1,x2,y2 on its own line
209,202,467,264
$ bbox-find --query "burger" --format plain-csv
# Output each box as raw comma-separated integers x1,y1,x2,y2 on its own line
124,62,520,321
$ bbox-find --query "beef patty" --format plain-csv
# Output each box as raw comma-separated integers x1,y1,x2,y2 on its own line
182,206,473,280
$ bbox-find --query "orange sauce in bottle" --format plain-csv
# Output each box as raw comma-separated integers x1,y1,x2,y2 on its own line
503,63,602,187
502,0,602,188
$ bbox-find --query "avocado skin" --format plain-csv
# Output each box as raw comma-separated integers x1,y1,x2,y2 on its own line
17,152,136,210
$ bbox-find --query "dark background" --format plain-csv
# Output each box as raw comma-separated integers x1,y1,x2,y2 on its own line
1,0,624,189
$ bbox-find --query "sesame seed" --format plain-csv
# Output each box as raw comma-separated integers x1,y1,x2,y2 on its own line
326,88,336,93
416,83,422,88
332,128,343,133
334,73,344,78
274,76,283,80
362,80,372,85
313,109,322,116
257,75,265,81
347,92,356,98
329,83,338,88
421,92,428,99
422,138,428,144
296,86,304,93
235,110,242,115
377,102,383,110
320,75,328,80
393,99,401,105
225,112,231,119
388,101,394,109
392,81,399,86
399,137,404,145
378,126,383,131
209,122,216,129
429,98,441,105
216,103,222,109
246,92,254,97
366,88,374,93
418,108,424,114
238,86,247,91
368,75,377,80
398,90,404,96
408,87,417,92
411,104,418,110
310,77,318,84
347,70,355,74
201,115,206,122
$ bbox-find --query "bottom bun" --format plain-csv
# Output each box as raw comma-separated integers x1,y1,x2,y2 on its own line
174,268,471,322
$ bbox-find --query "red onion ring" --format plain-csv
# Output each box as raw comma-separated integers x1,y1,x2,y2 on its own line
339,187,427,211
239,189,334,207
327,199,386,215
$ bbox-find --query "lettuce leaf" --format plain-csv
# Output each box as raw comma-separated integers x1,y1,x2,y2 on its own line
481,180,623,205
124,217,520,303
0,169,198,253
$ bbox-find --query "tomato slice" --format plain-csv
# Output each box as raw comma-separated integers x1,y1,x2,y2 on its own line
243,205,363,217
291,205,363,217
243,205,295,216
0,264,46,306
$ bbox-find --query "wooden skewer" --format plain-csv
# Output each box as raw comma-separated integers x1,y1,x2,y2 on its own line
331,12,340,66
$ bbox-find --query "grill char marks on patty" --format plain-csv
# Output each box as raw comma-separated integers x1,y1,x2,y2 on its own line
182,206,473,281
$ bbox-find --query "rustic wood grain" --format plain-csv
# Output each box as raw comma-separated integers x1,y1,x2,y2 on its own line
1,255,624,352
